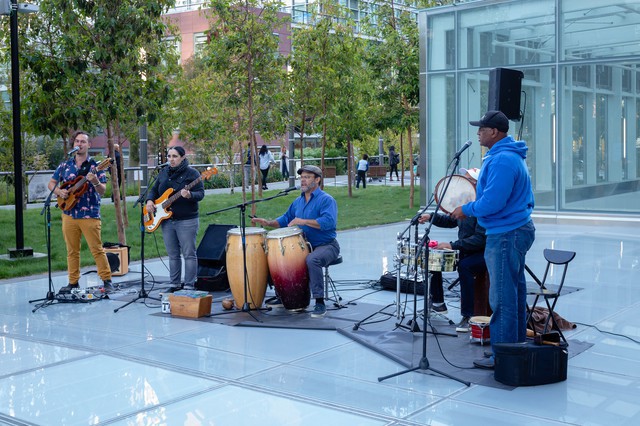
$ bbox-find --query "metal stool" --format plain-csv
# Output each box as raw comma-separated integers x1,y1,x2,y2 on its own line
324,255,344,307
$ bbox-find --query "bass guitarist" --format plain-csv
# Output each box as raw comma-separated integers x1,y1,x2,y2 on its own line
145,146,205,292
48,130,114,293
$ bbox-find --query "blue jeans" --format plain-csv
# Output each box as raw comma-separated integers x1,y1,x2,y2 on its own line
161,217,200,286
485,220,535,352
306,240,340,299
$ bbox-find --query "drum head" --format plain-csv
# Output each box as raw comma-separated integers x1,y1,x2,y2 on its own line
227,227,266,236
469,315,491,325
266,226,303,239
434,175,476,214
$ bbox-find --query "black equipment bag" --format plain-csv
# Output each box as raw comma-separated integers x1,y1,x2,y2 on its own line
494,341,568,386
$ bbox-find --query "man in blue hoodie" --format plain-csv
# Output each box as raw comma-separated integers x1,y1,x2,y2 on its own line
451,110,536,369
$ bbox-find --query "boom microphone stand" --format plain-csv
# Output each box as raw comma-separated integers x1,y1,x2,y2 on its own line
114,171,160,313
378,145,471,386
208,186,298,322
29,183,60,312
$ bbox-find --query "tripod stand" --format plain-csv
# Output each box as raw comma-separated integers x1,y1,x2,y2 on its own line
208,187,297,322
378,149,470,386
114,173,160,313
30,184,59,312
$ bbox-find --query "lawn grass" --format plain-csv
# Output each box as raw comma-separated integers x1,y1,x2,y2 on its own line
0,185,420,279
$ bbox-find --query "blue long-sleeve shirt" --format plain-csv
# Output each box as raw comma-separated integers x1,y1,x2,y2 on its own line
276,188,338,247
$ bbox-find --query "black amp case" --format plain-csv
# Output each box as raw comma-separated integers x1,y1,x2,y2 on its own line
494,341,568,386
195,224,235,292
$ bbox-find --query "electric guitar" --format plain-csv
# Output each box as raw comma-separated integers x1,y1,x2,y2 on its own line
143,167,217,232
57,158,113,211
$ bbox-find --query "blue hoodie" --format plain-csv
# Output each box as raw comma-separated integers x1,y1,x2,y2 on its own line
461,135,534,235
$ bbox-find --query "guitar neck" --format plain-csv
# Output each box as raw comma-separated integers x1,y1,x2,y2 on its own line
162,176,202,209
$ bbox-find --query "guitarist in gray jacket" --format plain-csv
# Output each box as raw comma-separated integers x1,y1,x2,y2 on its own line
146,146,205,292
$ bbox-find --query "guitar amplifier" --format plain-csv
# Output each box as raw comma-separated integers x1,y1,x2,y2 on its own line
494,341,568,386
104,244,129,276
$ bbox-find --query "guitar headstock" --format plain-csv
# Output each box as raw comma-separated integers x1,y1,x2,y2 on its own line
202,167,218,180
96,158,114,171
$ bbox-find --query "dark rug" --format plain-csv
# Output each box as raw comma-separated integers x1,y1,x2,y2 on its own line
147,293,387,330
338,325,592,390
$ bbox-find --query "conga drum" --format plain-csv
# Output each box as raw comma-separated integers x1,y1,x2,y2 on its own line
226,227,268,309
266,227,311,311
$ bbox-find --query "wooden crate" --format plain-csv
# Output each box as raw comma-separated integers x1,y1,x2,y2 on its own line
169,295,213,318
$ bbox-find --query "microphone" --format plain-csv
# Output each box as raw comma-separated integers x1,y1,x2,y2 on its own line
281,186,300,194
67,146,80,156
155,161,170,169
453,140,472,158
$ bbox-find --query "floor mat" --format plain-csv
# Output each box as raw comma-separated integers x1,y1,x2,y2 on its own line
338,325,592,390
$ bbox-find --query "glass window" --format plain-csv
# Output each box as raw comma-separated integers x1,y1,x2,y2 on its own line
562,1,640,60
456,0,556,69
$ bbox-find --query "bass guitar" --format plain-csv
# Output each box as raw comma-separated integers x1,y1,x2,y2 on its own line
143,167,217,232
57,158,113,211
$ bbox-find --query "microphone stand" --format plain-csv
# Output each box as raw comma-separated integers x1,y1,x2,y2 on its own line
378,149,470,386
114,170,160,312
29,182,60,312
207,187,297,322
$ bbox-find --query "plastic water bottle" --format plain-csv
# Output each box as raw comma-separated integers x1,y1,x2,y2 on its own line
161,293,171,314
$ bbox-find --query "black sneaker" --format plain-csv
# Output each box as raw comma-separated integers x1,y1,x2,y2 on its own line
168,284,183,293
311,303,327,318
59,283,79,294
430,302,448,314
266,297,284,308
103,280,116,292
456,317,470,332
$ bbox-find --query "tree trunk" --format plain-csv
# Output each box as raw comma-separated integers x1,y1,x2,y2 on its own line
107,124,126,245
407,126,414,209
347,139,353,197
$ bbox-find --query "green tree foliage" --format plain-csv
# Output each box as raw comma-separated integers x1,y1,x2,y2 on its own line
290,1,375,194
18,0,179,243
202,0,290,204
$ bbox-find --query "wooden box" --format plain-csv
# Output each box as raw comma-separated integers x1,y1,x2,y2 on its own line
104,246,129,276
169,294,213,318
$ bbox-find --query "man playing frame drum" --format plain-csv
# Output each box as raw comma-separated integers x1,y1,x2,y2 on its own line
418,168,487,332
252,165,340,318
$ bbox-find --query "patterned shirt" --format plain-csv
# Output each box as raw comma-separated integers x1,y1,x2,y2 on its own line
52,157,107,219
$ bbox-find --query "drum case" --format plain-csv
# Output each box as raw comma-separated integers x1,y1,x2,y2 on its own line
493,341,568,386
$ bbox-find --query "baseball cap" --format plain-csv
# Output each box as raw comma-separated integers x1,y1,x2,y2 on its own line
297,165,323,178
469,110,509,132
459,167,480,181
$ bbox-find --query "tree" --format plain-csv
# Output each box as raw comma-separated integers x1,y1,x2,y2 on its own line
20,0,179,244
364,1,451,207
291,1,374,193
202,0,290,207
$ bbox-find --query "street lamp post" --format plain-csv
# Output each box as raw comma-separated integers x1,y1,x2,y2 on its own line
2,0,38,258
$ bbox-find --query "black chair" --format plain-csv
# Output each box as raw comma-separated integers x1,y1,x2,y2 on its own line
324,255,344,307
525,248,576,344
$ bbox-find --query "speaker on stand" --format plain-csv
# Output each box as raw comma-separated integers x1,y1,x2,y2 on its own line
195,224,236,291
488,67,524,121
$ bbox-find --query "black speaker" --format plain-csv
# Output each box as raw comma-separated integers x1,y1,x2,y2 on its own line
379,273,426,294
488,67,524,121
196,224,235,291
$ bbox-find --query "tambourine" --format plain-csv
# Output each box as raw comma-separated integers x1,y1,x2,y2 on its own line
434,175,476,214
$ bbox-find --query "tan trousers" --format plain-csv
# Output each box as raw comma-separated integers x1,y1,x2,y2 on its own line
61,215,112,284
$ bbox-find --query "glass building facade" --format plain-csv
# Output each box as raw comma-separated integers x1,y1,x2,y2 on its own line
419,0,640,216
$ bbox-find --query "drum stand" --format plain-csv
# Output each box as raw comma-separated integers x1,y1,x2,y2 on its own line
378,221,469,386
207,188,296,322
29,184,61,312
379,148,469,386
115,172,160,313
